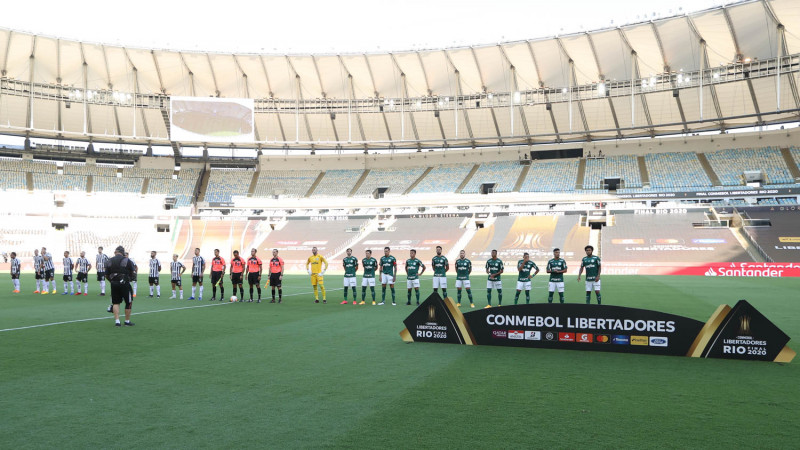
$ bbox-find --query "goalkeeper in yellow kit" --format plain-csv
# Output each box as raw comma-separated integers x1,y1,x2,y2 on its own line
306,246,328,303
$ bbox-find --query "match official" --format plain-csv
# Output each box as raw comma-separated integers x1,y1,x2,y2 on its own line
107,245,136,327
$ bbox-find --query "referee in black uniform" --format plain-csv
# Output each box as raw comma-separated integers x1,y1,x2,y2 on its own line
106,245,137,327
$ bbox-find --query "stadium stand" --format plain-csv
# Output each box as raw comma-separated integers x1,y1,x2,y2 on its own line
204,169,254,203
146,178,195,207
311,169,364,197
743,210,800,262
519,159,580,192
705,147,794,186
92,175,142,193
0,157,58,174
461,161,524,194
63,162,117,177
645,152,712,189
32,173,86,192
252,169,320,198
353,167,427,197
410,164,473,194
583,155,642,189
0,170,27,191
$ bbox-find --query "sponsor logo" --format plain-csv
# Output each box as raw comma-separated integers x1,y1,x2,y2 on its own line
611,335,630,345
577,333,593,343
492,330,508,339
779,237,800,243
631,335,649,346
692,238,727,244
558,332,575,342
525,331,541,341
545,332,557,341
654,239,681,244
705,268,717,276
508,330,524,340
649,337,669,347
595,334,610,343
612,239,644,245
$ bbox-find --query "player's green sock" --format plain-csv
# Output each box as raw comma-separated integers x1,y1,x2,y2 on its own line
390,287,395,301
370,286,376,300
525,291,530,304
382,286,386,301
457,290,462,302
497,289,502,305
486,289,492,305
467,290,473,302
596,293,602,305
344,289,348,301
514,291,520,305
415,289,420,302
361,286,367,301
407,290,411,303
559,292,564,304
548,292,554,303
352,287,357,299
586,292,591,304
442,289,447,298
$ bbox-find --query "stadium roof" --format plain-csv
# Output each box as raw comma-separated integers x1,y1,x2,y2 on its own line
0,0,799,150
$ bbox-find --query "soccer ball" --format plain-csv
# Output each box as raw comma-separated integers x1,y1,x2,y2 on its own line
230,295,238,302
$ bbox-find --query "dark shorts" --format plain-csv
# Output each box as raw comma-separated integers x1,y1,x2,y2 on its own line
97,272,106,282
63,274,73,282
211,271,223,285
45,269,55,280
231,272,243,285
248,273,260,285
35,272,42,280
149,276,159,285
192,275,203,284
77,272,88,283
269,272,282,287
171,278,182,287
11,273,19,280
110,281,133,309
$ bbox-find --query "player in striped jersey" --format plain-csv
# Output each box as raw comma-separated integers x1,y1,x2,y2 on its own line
10,251,21,293
96,247,110,296
33,249,44,293
189,248,205,301
148,251,162,298
169,254,186,299
124,252,138,297
41,247,57,294
62,251,75,295
74,251,91,296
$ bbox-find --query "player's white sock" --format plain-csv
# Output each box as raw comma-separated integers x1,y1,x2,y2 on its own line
156,286,161,296
179,289,184,299
63,281,68,292
101,280,106,294
133,281,137,294
199,286,204,299
35,280,40,291
14,279,20,290
69,281,74,293
191,286,196,297
83,283,88,294
149,286,154,295
171,289,176,297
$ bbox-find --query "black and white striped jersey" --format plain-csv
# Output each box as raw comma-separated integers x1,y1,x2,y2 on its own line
171,261,185,280
63,257,73,276
10,258,21,275
192,256,205,276
129,258,137,273
42,253,54,271
33,255,43,271
149,258,161,277
96,253,109,273
76,257,90,273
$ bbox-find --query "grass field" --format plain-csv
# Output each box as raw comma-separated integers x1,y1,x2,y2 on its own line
1,273,798,448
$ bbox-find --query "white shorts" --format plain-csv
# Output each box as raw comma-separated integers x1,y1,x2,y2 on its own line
486,280,503,290
516,280,531,291
455,279,471,289
432,276,447,289
362,277,376,287
407,279,420,289
381,274,395,285
343,277,357,287
548,281,565,293
585,280,601,291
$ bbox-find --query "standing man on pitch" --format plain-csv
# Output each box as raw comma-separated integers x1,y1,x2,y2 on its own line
10,251,21,293
169,254,186,299
379,247,397,306
485,249,504,308
454,250,474,308
189,248,205,301
62,250,75,295
306,247,328,304
41,247,56,294
75,251,91,296
245,248,262,303
431,245,449,299
361,249,378,305
107,245,136,327
124,252,138,298
210,249,226,301
33,248,44,294
148,251,161,298
577,245,602,305
546,248,568,304
514,252,539,304
405,249,426,306
268,249,284,303
96,247,110,296
229,250,245,300
341,248,358,305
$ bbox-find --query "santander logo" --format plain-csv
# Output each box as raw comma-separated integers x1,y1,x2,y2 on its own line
705,268,717,277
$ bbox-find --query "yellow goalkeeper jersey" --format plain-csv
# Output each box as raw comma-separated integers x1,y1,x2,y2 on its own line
307,255,327,274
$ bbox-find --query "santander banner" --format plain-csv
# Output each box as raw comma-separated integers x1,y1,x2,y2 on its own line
602,262,800,277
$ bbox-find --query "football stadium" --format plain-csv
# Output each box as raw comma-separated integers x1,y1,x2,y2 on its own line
1,0,800,447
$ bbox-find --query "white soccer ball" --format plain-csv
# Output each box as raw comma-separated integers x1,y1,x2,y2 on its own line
230,295,238,302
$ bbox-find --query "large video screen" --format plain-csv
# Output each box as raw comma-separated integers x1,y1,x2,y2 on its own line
169,97,255,143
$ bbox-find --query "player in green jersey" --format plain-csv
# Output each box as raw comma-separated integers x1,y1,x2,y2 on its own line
514,252,540,304
485,249,504,308
546,248,568,303
431,246,449,299
577,245,602,304
379,247,397,305
341,248,359,305
454,250,474,308
361,250,378,305
405,249,426,305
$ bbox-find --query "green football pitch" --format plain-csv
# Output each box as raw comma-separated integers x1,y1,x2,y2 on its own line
1,274,798,448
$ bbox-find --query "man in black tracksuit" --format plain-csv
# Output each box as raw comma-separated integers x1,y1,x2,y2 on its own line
106,245,137,327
